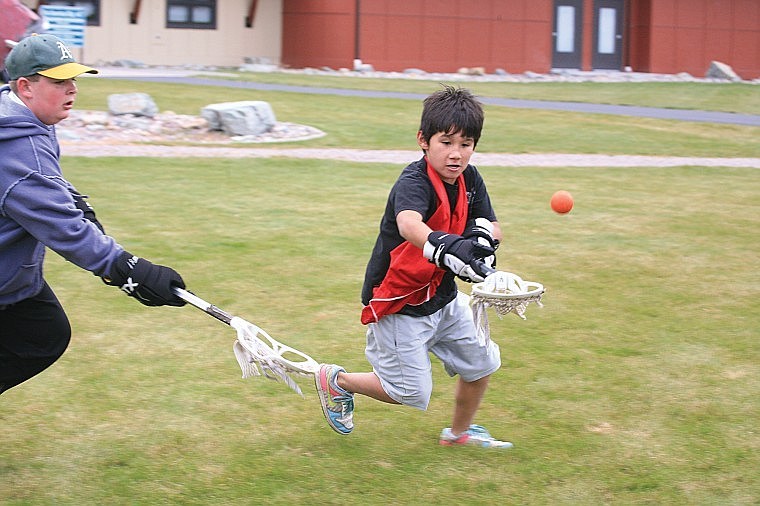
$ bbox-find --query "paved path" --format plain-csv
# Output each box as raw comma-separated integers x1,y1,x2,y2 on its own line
61,144,760,168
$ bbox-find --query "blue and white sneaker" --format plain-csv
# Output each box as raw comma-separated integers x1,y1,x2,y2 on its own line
315,364,354,435
439,424,513,449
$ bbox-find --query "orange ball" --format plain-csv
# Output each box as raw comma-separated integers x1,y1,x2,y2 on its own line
551,190,574,214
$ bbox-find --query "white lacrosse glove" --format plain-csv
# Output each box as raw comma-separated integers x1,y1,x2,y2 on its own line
423,231,494,283
463,217,498,270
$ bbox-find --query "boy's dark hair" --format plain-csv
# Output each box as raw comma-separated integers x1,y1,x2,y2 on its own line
419,85,484,147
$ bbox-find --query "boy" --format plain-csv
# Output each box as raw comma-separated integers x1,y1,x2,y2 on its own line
316,86,511,448
0,34,186,395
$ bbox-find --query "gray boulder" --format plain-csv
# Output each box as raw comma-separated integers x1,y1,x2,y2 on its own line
107,93,159,117
201,101,276,136
705,61,741,81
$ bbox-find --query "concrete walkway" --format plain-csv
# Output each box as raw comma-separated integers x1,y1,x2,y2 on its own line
61,144,760,168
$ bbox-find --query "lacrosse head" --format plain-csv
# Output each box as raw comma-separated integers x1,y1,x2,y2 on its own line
230,317,320,396
471,270,544,320
470,270,544,345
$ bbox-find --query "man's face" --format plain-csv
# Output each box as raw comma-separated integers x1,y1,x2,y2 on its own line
17,75,78,125
417,129,476,184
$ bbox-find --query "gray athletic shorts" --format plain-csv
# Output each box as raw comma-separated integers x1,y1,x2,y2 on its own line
365,291,501,410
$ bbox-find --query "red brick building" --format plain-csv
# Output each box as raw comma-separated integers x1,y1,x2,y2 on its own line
282,0,760,79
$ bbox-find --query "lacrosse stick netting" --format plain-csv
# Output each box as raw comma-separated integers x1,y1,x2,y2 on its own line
172,287,319,396
470,271,544,345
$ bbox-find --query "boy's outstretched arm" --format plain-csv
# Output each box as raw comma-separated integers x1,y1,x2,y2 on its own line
396,210,432,248
491,221,503,243
398,210,495,282
397,210,502,249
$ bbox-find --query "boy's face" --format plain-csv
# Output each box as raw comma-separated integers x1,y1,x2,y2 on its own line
16,75,78,125
417,130,476,184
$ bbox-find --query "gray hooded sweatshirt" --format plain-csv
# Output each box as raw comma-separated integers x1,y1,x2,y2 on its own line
0,84,123,305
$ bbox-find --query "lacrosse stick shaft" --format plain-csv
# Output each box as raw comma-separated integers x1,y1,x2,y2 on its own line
172,287,233,325
473,260,497,277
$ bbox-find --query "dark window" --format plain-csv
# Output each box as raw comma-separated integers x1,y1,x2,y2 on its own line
167,0,216,29
43,1,100,26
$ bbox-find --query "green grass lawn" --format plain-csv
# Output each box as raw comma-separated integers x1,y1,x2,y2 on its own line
2,76,758,504
72,78,760,158
2,157,757,504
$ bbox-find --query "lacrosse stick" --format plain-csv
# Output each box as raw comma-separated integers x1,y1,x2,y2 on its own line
172,287,319,396
469,263,545,344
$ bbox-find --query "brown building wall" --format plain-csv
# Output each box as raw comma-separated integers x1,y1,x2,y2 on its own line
282,0,357,70
626,0,759,78
283,0,556,73
282,0,760,78
627,0,653,72
359,0,556,73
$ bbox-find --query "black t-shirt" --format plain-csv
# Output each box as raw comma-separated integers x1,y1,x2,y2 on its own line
361,158,498,316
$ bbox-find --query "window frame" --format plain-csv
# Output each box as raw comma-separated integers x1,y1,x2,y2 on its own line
166,0,217,30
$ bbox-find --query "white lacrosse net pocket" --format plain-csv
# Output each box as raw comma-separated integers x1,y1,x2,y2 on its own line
230,317,320,396
470,271,544,344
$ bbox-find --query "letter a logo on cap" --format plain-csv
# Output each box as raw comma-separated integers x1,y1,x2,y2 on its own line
57,41,74,61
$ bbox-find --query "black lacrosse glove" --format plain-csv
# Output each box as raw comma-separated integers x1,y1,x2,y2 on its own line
103,251,186,307
423,231,495,283
71,193,105,234
463,217,499,270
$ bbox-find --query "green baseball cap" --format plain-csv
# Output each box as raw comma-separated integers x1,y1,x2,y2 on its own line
5,33,98,80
